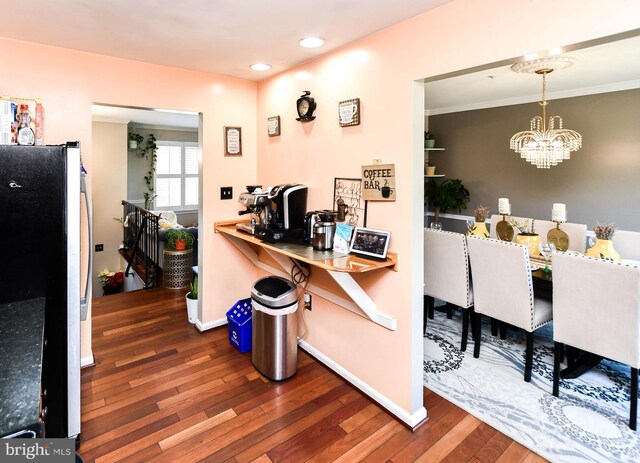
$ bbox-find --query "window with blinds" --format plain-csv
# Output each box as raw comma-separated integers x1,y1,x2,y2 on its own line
154,142,198,210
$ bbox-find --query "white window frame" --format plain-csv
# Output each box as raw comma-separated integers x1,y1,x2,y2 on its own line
154,141,198,212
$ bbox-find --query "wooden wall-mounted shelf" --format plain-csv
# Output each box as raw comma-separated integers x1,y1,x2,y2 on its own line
215,222,398,330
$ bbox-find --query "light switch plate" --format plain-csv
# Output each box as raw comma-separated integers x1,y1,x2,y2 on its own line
221,186,233,200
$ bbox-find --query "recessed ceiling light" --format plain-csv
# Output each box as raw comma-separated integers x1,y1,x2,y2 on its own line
299,37,325,48
250,63,272,71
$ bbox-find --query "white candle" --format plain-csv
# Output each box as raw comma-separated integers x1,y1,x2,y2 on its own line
552,203,567,222
498,198,511,215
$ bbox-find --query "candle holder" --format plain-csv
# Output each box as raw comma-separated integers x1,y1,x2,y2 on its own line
547,220,570,251
495,213,514,241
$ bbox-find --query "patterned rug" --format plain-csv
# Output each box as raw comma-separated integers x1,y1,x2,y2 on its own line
423,311,640,463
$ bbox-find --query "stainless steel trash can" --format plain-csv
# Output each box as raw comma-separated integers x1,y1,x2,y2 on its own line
251,276,298,381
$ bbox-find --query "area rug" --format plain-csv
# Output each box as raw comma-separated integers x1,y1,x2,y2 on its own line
423,311,640,463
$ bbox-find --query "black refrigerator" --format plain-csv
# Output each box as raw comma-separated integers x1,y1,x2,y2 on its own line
0,142,87,441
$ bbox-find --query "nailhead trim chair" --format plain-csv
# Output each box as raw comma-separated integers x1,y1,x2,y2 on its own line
612,230,640,262
552,252,640,430
467,236,553,382
424,228,474,351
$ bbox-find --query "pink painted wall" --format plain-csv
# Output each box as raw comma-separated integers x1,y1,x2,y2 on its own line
0,37,259,360
256,0,640,419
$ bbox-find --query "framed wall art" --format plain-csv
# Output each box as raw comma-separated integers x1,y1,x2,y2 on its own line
338,98,360,127
361,163,396,201
224,126,242,156
333,177,367,227
267,116,280,137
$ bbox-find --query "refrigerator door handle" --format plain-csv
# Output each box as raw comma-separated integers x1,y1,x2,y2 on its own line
80,171,92,321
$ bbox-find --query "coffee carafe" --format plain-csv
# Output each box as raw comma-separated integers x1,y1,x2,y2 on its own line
312,221,336,251
304,210,337,244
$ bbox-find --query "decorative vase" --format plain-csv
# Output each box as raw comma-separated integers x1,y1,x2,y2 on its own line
585,239,621,263
470,221,489,238
129,140,138,150
425,139,436,149
515,233,541,256
185,293,197,323
425,165,436,175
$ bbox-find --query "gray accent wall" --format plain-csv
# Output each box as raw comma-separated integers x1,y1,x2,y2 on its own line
427,89,640,231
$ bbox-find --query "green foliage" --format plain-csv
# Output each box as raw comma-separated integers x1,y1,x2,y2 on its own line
135,133,157,210
424,131,435,140
128,132,144,144
187,276,198,299
166,229,195,250
425,178,470,223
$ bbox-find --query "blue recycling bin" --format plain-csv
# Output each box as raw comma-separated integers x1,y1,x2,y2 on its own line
226,298,252,353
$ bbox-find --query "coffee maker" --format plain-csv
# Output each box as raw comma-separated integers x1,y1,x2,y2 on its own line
237,184,308,242
236,187,270,235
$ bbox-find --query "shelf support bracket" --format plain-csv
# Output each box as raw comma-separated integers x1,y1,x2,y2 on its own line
326,270,397,331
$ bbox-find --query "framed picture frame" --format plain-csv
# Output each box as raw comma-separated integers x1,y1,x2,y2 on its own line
333,177,367,227
338,98,360,127
267,116,280,137
349,226,391,260
224,126,242,156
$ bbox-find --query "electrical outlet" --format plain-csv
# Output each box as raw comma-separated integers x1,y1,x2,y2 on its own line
221,186,233,200
95,244,104,252
303,293,312,311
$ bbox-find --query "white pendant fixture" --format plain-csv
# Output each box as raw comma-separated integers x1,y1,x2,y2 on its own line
510,57,582,169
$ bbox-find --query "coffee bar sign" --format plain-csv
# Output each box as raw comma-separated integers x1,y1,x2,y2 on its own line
361,163,396,201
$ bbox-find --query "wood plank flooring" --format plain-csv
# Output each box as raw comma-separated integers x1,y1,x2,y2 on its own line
78,288,546,462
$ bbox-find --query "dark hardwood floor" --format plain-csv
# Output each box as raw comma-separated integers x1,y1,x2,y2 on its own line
78,288,545,463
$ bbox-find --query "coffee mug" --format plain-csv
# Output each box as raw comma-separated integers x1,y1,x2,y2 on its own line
381,185,394,198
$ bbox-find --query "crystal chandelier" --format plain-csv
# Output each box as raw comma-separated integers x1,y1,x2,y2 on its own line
510,58,582,169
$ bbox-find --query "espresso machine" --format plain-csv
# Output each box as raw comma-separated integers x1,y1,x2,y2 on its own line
236,187,270,235
237,184,308,242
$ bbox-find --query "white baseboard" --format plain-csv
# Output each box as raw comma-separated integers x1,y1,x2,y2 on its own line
297,339,427,427
81,353,95,368
195,317,228,332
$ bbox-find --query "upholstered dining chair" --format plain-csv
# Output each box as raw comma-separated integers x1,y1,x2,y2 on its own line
612,229,640,262
424,228,474,351
466,236,553,382
552,252,640,430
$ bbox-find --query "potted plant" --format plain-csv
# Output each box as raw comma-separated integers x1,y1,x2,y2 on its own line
185,276,198,323
425,178,470,224
97,268,124,296
469,205,490,237
128,132,143,150
586,223,620,262
511,218,541,256
425,160,436,176
166,229,195,251
424,131,436,149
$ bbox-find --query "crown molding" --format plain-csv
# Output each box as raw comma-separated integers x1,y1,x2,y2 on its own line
425,80,640,116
